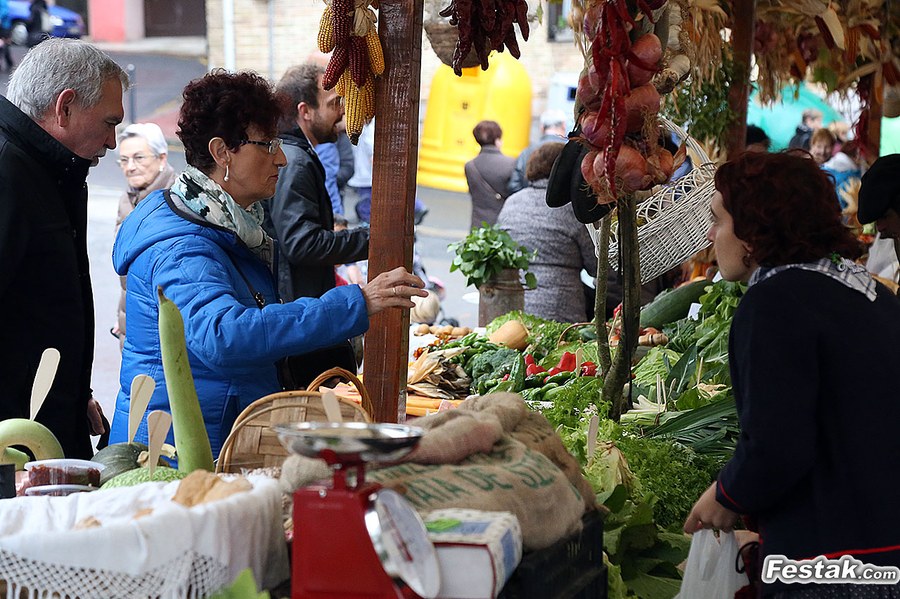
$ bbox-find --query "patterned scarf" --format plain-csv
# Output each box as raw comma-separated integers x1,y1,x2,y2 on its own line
170,165,273,265
749,256,877,301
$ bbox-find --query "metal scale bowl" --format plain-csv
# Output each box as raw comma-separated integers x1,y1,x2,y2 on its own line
275,422,440,599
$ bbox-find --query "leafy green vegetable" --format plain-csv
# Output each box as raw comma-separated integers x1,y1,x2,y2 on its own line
647,394,740,460
603,493,687,599
632,347,682,388
663,318,699,353
540,376,607,462
485,311,572,360
438,333,502,371
698,280,746,320
448,224,537,289
613,433,723,530
583,442,640,504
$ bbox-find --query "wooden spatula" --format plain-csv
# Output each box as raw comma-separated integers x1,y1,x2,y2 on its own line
146,410,172,478
129,375,155,444
30,348,60,420
322,390,344,423
587,415,599,458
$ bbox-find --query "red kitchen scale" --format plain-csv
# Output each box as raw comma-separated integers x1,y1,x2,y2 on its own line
274,422,441,599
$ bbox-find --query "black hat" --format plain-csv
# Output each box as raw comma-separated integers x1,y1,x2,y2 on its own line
546,130,614,224
857,154,900,224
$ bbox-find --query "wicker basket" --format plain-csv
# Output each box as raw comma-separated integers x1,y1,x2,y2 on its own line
589,118,717,284
424,21,481,69
215,389,372,474
306,366,375,416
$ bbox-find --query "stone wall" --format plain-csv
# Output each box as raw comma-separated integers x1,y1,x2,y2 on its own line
206,0,585,120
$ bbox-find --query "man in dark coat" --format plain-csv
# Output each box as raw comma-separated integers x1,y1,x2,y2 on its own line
265,63,368,300
464,120,516,230
0,39,127,457
507,109,568,195
787,108,823,150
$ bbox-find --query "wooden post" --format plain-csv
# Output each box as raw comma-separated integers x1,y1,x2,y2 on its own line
867,80,883,158
363,0,424,423
724,0,756,158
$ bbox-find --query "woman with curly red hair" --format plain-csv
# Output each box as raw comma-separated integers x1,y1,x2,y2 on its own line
684,151,900,598
109,70,425,457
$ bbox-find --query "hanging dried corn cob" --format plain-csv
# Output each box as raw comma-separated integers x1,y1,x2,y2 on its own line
319,0,384,144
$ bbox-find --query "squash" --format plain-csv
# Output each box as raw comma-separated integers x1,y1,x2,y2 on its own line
0,418,64,469
91,442,151,486
639,280,710,329
157,287,215,473
101,465,187,489
488,320,529,351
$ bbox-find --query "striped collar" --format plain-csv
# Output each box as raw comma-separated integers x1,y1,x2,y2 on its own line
748,256,877,301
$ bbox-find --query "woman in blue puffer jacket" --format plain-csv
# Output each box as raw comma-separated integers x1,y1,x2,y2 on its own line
110,70,425,457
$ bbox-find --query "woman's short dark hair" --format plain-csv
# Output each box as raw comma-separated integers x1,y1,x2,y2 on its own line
525,141,565,182
715,151,863,266
177,69,283,174
472,121,502,146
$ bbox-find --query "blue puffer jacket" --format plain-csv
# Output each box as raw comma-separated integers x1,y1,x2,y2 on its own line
109,190,369,457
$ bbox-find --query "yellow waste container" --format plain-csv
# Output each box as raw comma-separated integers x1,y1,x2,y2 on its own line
417,52,532,192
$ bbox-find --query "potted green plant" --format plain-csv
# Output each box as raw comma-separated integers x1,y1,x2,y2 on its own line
449,224,537,326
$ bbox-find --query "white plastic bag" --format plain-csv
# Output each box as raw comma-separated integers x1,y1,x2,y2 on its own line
675,529,749,598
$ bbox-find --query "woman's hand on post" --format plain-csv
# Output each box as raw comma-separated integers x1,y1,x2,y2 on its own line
683,481,738,534
361,267,428,316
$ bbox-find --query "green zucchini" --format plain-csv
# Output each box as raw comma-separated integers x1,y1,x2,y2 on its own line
640,280,709,329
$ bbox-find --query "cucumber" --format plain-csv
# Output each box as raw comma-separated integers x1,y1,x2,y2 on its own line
640,280,709,329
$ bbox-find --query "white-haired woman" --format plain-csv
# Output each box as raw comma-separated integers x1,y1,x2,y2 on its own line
111,123,176,345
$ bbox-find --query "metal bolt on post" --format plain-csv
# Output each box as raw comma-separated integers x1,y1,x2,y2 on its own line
126,64,137,125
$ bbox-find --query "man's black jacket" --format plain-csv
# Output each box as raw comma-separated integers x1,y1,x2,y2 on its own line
265,128,368,300
0,95,94,458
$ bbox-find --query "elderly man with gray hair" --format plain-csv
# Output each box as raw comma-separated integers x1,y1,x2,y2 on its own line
0,38,128,458
507,108,568,195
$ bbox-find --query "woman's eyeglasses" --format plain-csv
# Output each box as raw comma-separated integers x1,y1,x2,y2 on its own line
116,154,156,167
240,138,284,155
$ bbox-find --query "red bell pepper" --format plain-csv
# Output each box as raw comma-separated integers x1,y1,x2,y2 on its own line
526,363,546,377
581,361,598,377
524,354,535,366
557,351,577,372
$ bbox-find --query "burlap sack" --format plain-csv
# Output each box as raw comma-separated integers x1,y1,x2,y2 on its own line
404,409,505,464
458,393,597,511
368,435,584,550
279,392,594,549
509,410,598,512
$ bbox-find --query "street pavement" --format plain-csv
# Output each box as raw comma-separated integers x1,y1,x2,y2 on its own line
1,40,478,426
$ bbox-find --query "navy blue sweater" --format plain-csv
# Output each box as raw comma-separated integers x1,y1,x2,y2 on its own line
716,269,900,595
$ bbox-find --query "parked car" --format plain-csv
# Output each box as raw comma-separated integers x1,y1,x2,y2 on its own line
6,1,85,46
